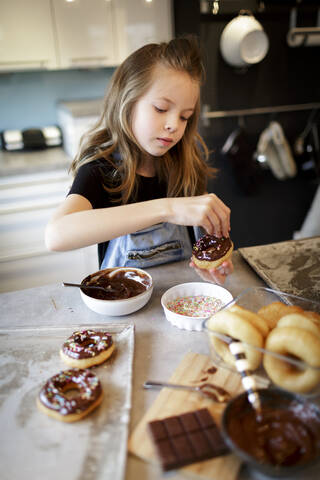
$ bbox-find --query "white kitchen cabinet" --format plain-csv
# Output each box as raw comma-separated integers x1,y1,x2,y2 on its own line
0,0,57,71
51,0,117,68
0,169,98,293
114,0,173,62
0,0,173,72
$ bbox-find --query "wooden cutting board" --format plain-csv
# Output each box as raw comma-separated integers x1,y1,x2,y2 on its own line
128,352,244,480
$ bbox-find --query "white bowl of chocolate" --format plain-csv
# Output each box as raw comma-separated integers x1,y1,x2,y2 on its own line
80,267,153,316
192,234,233,270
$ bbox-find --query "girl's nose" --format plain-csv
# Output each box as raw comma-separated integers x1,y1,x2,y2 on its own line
165,121,177,133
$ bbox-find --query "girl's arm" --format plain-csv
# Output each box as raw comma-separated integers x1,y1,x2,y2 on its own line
45,192,230,252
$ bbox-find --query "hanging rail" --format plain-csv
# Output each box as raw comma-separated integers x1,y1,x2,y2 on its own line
202,102,320,120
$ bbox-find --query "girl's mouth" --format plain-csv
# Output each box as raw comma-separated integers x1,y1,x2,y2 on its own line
157,137,173,146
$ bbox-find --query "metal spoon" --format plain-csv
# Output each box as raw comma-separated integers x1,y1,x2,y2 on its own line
143,380,231,403
62,282,116,294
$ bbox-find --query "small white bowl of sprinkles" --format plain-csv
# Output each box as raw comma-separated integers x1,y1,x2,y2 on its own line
161,282,233,331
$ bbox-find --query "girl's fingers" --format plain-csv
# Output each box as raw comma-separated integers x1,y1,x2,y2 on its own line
207,194,231,237
189,259,234,285
204,212,222,237
214,260,234,275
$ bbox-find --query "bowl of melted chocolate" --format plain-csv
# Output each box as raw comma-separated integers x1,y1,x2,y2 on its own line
80,267,153,316
222,388,320,478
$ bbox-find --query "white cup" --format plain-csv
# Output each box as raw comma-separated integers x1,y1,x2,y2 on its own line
220,11,269,68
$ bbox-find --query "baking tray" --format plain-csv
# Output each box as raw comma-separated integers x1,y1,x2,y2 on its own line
0,323,134,480
239,236,320,302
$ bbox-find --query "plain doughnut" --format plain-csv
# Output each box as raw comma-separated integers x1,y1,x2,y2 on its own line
264,326,320,393
277,314,320,339
230,305,269,338
258,302,304,329
303,310,320,323
60,329,115,368
206,310,263,370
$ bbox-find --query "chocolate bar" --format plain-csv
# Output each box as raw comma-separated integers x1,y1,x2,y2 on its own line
148,408,229,471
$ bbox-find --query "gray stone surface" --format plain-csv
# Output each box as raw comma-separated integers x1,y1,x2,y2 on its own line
1,252,318,479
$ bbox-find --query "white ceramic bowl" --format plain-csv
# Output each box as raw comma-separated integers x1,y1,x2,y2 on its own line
80,267,153,316
161,282,233,331
220,12,269,67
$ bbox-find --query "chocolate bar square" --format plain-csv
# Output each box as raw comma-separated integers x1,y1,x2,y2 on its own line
148,408,229,471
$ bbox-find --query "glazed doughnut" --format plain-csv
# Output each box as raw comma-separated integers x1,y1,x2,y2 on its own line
60,329,115,368
37,368,103,422
257,302,304,329
192,234,233,270
230,305,269,338
206,310,263,370
277,313,320,339
263,326,320,393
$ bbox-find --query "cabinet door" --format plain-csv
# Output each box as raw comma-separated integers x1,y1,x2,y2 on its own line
0,0,57,71
0,170,98,293
115,0,173,62
52,0,117,68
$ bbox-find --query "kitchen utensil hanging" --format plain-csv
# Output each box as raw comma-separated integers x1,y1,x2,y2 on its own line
221,125,261,195
220,10,269,68
287,7,320,47
256,121,297,180
294,109,320,179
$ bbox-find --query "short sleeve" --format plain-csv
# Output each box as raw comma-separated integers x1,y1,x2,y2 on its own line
68,160,113,209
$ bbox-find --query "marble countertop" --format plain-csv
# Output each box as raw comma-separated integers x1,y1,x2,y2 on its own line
0,251,318,480
0,147,71,177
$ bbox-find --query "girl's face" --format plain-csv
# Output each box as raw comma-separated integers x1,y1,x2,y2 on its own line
131,64,199,158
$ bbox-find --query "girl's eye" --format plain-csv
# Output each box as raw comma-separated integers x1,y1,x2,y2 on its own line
181,116,189,122
154,106,166,113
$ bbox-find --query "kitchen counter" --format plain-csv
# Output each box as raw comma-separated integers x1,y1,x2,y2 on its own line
0,147,71,177
0,251,319,480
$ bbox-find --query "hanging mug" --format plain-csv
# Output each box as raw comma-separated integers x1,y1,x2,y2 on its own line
220,10,269,68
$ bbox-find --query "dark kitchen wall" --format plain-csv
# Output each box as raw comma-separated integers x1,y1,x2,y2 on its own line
174,0,320,249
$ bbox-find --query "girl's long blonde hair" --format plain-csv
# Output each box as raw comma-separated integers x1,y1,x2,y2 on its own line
70,35,215,203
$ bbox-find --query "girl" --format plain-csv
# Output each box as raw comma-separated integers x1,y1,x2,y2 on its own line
45,36,233,284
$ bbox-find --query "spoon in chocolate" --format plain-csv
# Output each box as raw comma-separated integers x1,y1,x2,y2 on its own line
62,282,116,294
143,380,231,403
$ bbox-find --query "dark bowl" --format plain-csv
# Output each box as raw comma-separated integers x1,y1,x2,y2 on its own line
221,388,320,478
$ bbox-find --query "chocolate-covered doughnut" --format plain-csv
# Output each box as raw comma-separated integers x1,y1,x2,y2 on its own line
60,329,115,368
192,235,233,270
37,368,103,422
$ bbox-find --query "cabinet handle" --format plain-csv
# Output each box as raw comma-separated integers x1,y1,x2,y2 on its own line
0,176,69,190
0,60,50,70
71,56,108,62
0,248,51,263
0,199,61,215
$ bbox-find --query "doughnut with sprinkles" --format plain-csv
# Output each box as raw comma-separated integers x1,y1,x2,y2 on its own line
60,329,115,368
37,368,103,422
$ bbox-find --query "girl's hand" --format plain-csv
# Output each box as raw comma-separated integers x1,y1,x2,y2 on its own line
189,259,234,285
166,194,230,237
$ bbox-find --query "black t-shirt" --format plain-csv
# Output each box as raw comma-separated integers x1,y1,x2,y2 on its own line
68,159,168,265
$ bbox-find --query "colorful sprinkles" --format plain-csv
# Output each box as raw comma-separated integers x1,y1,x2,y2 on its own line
38,368,102,415
167,295,223,317
62,330,113,359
